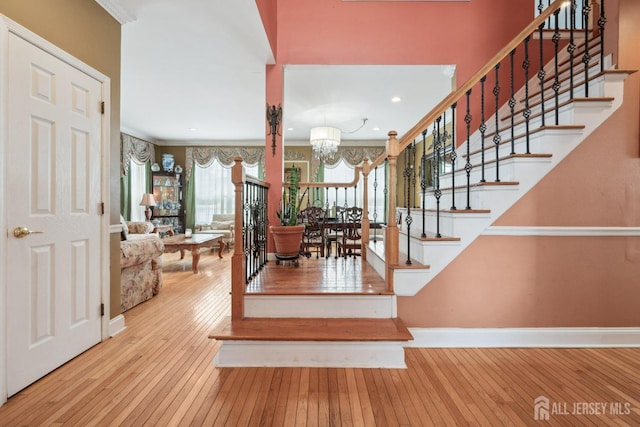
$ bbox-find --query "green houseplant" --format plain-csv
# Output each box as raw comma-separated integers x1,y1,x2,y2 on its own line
270,164,308,264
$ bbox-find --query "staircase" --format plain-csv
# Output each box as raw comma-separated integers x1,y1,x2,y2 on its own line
215,0,634,367
211,272,413,368
368,60,633,295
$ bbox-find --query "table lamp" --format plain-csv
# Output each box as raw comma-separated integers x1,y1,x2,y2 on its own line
139,193,157,221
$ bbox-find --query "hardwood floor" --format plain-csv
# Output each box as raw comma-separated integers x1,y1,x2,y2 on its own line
245,255,390,295
1,250,639,426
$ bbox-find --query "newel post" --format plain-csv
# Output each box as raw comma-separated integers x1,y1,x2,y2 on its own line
385,132,400,293
231,157,245,320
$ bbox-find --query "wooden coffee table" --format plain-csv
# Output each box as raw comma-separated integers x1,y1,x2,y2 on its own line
162,233,225,273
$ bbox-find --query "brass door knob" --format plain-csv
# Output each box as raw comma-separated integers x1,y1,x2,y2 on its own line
13,226,43,238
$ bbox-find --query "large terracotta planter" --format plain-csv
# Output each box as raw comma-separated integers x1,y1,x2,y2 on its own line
270,224,305,258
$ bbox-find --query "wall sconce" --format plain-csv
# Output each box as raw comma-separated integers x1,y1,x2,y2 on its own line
266,103,283,156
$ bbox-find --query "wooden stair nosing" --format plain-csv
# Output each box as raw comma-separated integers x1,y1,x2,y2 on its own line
425,208,491,214
245,290,396,296
462,148,554,164
209,317,414,342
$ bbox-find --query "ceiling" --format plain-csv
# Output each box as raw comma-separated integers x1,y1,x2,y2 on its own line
101,0,455,147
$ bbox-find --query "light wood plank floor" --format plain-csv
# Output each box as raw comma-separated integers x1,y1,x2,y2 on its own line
1,250,639,426
245,254,390,295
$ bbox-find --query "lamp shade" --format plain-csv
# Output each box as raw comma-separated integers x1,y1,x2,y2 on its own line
139,193,157,207
310,126,341,161
310,126,341,145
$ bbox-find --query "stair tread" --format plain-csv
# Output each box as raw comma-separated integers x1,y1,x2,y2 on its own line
209,317,414,342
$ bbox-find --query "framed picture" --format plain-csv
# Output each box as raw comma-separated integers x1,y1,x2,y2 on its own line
284,160,309,183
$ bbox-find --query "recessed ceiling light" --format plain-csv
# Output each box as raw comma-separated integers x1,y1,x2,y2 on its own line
391,96,401,103
189,128,197,131
373,127,380,131
288,127,294,131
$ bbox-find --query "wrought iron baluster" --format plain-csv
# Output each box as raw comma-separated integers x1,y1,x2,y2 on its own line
538,16,547,127
599,0,606,72
343,186,348,209
410,141,416,259
553,8,561,125
383,158,388,225
420,130,427,238
509,49,516,155
450,103,457,210
464,89,472,210
373,165,378,242
243,181,250,284
334,186,339,259
249,182,255,280
434,118,442,238
523,36,532,154
583,0,592,97
479,76,487,183
493,63,501,182
403,143,413,264
569,0,577,99
354,180,358,209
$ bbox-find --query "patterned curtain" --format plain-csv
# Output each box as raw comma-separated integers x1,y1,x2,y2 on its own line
120,133,156,177
184,147,265,181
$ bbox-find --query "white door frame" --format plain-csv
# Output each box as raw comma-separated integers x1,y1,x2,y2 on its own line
0,15,111,406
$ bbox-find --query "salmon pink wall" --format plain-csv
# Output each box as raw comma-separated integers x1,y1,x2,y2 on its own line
398,0,640,328
256,0,277,59
275,0,534,84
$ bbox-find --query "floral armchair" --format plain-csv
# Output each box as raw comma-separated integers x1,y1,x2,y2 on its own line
120,218,164,312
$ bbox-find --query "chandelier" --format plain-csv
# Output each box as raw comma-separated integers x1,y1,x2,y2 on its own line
310,126,341,161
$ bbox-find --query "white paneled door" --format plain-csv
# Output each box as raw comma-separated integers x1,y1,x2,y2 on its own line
5,33,103,396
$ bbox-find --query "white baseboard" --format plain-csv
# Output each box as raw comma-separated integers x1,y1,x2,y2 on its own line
407,327,640,348
213,340,407,368
108,314,126,337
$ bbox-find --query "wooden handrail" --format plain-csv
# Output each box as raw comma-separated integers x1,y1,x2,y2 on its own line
370,0,567,169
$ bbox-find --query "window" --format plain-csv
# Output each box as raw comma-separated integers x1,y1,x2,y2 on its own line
323,159,387,223
129,159,147,221
194,160,260,225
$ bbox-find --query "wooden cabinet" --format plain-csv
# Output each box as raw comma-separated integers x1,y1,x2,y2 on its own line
151,171,183,234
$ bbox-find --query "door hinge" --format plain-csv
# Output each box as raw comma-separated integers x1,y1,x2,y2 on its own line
100,303,105,316
100,101,105,114
99,202,105,215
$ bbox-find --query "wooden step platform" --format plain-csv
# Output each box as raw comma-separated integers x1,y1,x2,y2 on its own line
209,317,413,368
209,317,413,342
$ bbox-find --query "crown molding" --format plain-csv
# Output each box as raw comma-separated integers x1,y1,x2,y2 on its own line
94,0,136,24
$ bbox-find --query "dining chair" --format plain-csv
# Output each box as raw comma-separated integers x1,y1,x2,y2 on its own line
337,206,363,257
299,206,327,258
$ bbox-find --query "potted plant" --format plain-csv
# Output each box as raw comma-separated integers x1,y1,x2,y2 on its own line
270,164,308,264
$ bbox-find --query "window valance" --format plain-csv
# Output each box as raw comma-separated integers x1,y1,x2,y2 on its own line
121,133,156,177
310,146,386,181
185,146,265,181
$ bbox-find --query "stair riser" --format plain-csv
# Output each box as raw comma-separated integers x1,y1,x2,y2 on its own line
398,233,462,273
214,341,407,368
244,295,396,318
398,209,491,240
